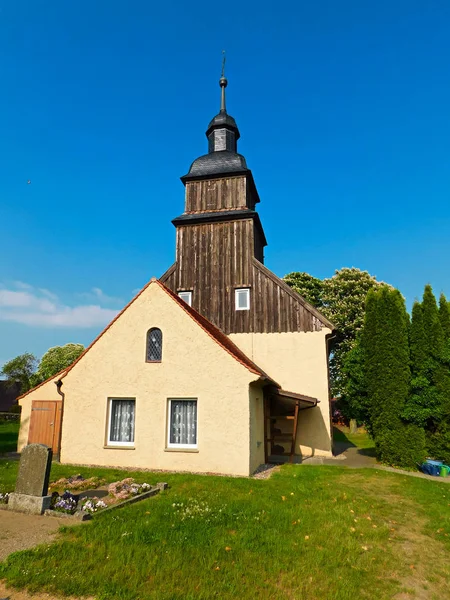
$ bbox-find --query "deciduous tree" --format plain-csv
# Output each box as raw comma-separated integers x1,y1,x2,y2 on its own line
0,353,38,393
35,343,85,382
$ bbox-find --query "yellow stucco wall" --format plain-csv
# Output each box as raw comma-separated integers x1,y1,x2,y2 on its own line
249,384,265,473
51,283,263,476
17,374,62,452
229,331,333,457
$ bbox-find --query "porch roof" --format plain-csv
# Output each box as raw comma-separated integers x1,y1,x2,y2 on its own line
270,388,319,410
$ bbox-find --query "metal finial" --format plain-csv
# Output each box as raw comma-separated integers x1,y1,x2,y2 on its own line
219,50,227,113
221,50,226,78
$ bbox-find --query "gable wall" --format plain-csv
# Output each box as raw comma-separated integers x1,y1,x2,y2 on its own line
17,374,62,452
229,330,333,457
59,284,259,476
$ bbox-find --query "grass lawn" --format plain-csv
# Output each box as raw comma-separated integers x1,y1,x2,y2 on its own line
0,461,449,599
333,426,376,451
0,420,20,454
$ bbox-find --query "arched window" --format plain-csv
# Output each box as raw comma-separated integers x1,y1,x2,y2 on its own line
146,328,162,362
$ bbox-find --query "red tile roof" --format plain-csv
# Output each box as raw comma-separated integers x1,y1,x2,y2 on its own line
18,278,276,401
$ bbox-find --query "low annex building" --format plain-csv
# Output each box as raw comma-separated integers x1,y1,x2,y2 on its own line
17,71,334,476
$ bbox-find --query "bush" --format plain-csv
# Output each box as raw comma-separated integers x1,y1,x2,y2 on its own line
376,423,426,469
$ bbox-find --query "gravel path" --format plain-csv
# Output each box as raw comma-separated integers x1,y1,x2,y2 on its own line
0,510,90,599
0,509,78,562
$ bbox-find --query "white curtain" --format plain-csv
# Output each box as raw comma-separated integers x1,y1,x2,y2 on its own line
170,400,197,445
110,400,135,443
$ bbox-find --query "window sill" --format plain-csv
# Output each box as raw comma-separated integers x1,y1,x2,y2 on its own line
103,445,135,450
164,447,199,453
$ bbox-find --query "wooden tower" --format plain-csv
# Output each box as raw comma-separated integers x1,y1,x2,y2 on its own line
160,71,332,335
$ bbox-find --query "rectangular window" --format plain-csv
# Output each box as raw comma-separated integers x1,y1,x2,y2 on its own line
107,398,135,446
167,399,197,448
235,288,250,311
178,291,192,306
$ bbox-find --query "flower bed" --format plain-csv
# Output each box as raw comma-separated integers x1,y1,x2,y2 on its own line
47,477,159,518
49,474,107,493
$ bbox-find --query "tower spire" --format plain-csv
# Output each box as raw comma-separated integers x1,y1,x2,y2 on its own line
219,51,227,113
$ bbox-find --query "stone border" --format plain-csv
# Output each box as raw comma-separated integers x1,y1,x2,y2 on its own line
43,482,168,521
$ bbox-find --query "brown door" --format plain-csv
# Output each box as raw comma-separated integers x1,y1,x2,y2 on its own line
28,401,62,454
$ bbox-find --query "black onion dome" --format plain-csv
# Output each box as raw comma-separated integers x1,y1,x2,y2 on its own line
181,69,247,181
206,112,240,138
186,151,248,178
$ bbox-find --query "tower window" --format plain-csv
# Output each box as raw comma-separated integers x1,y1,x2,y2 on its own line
235,288,250,311
178,291,192,306
146,328,162,362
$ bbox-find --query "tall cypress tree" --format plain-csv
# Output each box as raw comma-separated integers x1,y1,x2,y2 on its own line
412,285,450,461
421,285,444,363
404,300,440,428
410,302,426,376
363,288,425,467
439,293,450,341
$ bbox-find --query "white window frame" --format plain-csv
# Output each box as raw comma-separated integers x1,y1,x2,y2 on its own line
235,288,250,311
167,398,198,449
178,291,192,306
107,398,136,447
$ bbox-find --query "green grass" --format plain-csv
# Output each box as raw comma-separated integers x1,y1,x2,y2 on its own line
0,420,19,454
1,461,449,600
333,426,376,450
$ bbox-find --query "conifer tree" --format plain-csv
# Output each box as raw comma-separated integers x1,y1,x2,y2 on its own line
439,293,450,341
362,288,425,467
409,285,450,461
404,301,440,428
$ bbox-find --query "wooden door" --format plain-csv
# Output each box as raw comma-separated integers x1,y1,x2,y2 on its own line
28,401,62,454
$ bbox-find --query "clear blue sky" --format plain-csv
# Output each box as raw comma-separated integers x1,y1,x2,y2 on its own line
1,0,449,365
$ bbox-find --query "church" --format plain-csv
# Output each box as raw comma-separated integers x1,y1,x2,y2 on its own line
17,71,334,476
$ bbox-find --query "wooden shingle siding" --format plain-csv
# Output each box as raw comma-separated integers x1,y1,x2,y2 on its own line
160,173,333,334
185,176,248,213
160,219,330,334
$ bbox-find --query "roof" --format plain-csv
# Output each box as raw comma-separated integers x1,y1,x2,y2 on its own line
206,112,239,136
182,150,248,180
17,368,67,401
18,278,277,401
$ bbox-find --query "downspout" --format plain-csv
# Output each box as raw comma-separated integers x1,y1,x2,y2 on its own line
55,379,65,462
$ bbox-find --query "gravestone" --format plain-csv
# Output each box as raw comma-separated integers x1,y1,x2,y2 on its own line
8,444,53,515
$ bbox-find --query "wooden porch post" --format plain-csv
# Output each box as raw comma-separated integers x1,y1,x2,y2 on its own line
289,400,300,463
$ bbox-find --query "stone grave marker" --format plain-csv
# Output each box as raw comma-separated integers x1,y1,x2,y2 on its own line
8,444,53,515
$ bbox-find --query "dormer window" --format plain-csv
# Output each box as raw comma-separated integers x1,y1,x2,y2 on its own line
235,288,250,311
146,328,162,362
178,291,192,307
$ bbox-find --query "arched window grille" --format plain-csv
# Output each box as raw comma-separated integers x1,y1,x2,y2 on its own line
146,328,162,362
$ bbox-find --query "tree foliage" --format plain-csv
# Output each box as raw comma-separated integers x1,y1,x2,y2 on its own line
362,288,425,467
1,344,85,394
35,343,85,382
283,272,324,308
284,267,391,416
0,353,38,393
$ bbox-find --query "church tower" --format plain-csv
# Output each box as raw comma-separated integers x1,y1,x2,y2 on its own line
160,70,331,336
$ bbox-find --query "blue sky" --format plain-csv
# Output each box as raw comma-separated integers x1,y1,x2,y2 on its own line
1,0,449,365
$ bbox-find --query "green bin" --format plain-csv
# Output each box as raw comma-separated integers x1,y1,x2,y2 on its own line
439,465,450,477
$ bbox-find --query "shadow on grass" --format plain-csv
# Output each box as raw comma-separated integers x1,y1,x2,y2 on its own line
0,421,20,454
332,427,356,455
358,447,377,458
